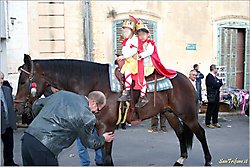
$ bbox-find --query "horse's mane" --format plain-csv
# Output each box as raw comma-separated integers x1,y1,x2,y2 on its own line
33,59,109,84
34,59,108,73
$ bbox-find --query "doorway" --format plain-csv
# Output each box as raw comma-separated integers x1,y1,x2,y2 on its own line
218,26,249,89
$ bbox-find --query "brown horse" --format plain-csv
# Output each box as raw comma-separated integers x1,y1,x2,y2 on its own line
14,54,212,166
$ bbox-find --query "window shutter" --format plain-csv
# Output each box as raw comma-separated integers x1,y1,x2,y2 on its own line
219,28,237,88
245,29,250,89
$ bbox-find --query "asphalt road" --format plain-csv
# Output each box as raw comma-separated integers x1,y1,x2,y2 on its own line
1,115,249,166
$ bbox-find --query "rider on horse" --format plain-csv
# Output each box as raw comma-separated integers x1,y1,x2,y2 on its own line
117,15,177,108
135,19,178,107
117,15,139,103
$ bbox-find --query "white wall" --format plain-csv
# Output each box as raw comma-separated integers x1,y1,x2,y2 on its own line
5,1,29,94
0,1,8,76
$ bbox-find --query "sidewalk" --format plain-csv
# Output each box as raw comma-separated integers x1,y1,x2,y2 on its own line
199,110,243,118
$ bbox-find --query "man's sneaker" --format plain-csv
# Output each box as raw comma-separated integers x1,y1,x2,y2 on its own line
135,96,149,108
161,127,168,133
206,124,216,129
148,128,158,133
213,123,221,128
117,90,131,101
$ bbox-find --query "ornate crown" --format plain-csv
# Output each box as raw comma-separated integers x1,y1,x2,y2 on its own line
122,20,136,31
136,19,149,33
122,15,138,31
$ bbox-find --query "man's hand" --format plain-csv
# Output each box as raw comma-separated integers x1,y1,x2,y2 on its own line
103,132,115,142
117,56,125,61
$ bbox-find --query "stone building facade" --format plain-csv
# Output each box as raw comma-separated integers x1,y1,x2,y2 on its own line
1,1,249,93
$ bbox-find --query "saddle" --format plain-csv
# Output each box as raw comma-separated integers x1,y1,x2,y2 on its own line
114,58,165,86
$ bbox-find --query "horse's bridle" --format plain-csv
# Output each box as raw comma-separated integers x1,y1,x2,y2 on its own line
14,61,35,119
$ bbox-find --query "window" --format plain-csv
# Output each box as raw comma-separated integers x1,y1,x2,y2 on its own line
112,18,157,61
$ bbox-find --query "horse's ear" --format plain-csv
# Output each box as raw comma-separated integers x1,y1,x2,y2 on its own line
24,54,31,71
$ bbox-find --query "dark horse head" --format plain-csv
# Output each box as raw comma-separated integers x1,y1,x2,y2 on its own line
14,54,49,116
15,54,212,166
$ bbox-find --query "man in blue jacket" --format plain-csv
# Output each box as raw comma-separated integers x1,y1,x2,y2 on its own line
193,64,204,103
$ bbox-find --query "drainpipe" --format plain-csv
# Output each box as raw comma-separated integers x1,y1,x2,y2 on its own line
84,0,91,61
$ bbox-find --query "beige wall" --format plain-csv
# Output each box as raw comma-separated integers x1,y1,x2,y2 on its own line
90,1,249,77
28,1,84,60
26,0,249,76
4,1,249,93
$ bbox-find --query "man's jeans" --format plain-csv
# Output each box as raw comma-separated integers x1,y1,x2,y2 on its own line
76,129,103,166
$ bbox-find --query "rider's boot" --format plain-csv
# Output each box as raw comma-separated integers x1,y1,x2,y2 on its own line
135,96,149,108
117,90,131,102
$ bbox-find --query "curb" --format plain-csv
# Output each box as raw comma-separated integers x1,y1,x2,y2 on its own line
198,111,242,118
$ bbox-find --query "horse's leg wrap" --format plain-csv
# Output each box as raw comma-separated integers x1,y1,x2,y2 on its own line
116,102,123,125
121,102,130,124
174,157,186,166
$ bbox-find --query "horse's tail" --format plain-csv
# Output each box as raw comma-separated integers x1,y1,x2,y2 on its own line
183,122,193,150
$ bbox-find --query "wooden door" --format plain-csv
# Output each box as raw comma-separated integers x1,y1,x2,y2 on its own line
236,29,245,89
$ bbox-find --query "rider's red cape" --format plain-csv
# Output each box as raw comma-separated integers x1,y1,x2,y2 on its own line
133,39,177,90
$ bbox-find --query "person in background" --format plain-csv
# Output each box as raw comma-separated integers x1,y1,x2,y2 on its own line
193,64,204,104
148,112,168,133
205,64,223,128
1,71,18,166
3,80,13,92
189,69,199,119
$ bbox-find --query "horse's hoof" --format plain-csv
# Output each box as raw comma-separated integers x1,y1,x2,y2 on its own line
205,161,212,166
121,124,126,129
174,162,183,166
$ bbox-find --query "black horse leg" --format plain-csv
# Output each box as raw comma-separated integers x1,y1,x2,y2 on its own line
102,142,114,166
164,110,187,166
191,123,212,166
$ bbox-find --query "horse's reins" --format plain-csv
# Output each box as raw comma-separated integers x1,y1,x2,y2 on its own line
15,61,63,119
19,68,31,76
14,61,35,119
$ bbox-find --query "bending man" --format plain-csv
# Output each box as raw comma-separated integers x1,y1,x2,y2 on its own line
21,90,115,166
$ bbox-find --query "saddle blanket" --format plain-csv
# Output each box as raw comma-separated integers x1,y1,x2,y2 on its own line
109,64,173,93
